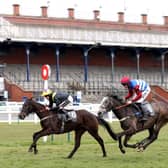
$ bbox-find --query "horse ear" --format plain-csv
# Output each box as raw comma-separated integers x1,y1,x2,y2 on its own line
31,97,37,101
120,97,125,104
29,97,35,101
113,95,118,99
116,95,125,103
106,92,111,97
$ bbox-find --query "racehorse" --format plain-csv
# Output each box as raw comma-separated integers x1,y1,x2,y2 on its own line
98,93,168,153
18,98,117,158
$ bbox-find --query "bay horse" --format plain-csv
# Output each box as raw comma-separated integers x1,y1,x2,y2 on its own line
98,93,168,153
18,98,117,158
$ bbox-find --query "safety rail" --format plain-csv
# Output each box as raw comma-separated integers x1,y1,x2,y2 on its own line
0,102,116,124
0,101,39,124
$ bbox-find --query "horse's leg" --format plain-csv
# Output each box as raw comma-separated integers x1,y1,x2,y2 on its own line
118,135,126,154
123,127,153,149
29,128,52,154
117,122,137,139
123,134,138,148
134,127,154,151
141,120,167,151
87,129,107,157
67,129,85,158
116,125,137,153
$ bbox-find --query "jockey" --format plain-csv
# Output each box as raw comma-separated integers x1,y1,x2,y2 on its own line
41,89,73,120
120,76,153,121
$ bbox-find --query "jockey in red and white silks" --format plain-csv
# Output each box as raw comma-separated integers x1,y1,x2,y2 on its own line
120,76,151,104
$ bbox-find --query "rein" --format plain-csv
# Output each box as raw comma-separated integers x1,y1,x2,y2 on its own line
114,103,131,122
38,106,55,122
115,103,130,110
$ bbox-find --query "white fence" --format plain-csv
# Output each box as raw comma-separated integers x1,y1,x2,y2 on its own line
0,101,116,124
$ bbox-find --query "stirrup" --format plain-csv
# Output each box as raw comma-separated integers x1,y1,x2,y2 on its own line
65,114,71,121
60,121,64,132
140,116,148,121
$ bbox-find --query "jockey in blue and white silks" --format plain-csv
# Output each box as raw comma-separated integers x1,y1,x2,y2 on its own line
120,76,151,103
120,76,153,121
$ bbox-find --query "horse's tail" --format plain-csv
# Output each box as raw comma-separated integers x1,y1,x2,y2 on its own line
96,116,118,141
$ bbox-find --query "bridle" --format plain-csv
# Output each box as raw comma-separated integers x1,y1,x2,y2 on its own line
100,96,131,122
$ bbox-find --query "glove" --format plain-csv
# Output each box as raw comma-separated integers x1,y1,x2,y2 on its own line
126,100,132,104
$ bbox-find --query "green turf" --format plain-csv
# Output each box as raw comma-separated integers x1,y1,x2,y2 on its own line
0,122,167,168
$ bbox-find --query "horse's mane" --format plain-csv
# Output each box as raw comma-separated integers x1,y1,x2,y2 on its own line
27,98,45,108
106,92,124,104
106,92,137,116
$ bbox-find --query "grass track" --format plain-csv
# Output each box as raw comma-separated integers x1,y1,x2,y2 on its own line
0,122,168,168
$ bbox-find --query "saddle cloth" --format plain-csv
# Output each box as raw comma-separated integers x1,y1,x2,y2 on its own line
58,110,77,122
67,111,77,122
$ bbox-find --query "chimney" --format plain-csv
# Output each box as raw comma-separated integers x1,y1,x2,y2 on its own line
163,16,168,25
41,6,48,17
141,14,147,24
68,8,74,19
118,12,124,23
93,10,100,21
13,4,20,16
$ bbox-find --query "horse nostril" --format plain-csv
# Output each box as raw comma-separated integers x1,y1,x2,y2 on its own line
98,111,103,117
18,114,21,119
18,113,24,119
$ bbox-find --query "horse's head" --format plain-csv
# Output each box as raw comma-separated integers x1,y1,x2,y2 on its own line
98,94,124,116
18,98,40,120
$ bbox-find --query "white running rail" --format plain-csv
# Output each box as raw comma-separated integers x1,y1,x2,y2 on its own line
0,102,116,124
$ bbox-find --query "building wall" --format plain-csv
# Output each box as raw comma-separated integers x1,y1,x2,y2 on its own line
5,79,33,101
1,46,167,68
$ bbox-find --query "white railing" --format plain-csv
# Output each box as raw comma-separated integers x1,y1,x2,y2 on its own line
0,111,40,124
0,102,116,124
0,101,43,124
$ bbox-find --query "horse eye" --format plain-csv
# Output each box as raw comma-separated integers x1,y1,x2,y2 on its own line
104,100,108,105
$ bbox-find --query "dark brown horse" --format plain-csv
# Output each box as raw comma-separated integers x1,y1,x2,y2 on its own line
18,98,117,158
98,94,168,153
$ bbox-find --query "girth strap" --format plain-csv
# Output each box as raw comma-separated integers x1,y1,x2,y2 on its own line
40,115,53,121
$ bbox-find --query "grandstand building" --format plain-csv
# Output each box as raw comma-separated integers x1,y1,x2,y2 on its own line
0,4,168,101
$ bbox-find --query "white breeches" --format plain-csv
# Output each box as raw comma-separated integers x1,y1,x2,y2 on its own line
132,86,151,103
67,95,74,104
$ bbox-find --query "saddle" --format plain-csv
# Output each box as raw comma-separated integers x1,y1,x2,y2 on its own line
131,103,143,117
57,109,77,133
57,109,77,122
131,102,155,121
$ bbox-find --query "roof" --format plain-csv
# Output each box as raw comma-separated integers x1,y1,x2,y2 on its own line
1,14,168,48
2,15,168,33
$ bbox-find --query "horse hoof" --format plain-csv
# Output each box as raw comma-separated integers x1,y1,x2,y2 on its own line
67,156,72,159
121,149,126,154
137,147,144,152
135,143,140,148
34,150,38,154
28,148,33,153
122,150,126,154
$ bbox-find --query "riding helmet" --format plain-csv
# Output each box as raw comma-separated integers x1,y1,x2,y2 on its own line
41,89,53,96
120,76,130,84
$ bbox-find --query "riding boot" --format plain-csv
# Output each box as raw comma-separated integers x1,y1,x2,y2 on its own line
141,111,148,121
62,110,70,121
